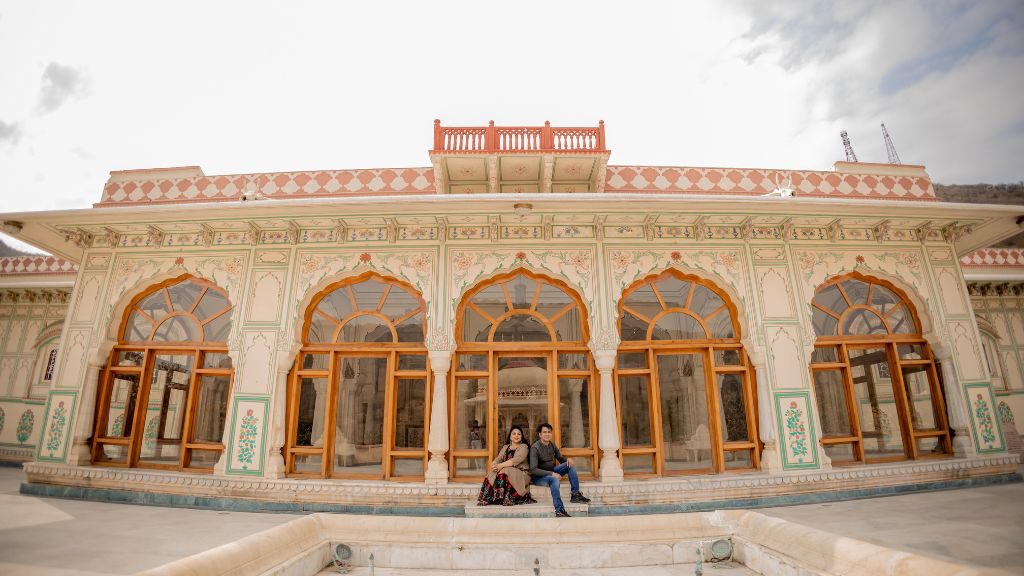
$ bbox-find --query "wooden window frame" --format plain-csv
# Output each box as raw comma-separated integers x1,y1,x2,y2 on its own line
616,270,761,477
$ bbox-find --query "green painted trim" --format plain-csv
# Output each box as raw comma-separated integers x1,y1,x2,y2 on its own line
774,390,820,470
995,389,1024,397
35,389,79,463
225,395,270,477
964,382,1007,454
0,398,47,406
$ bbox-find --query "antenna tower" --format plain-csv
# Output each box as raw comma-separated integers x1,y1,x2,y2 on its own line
840,130,858,162
881,123,901,164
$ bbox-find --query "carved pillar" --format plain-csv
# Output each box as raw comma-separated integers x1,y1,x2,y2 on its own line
425,349,452,485
933,342,976,458
746,346,783,474
67,349,106,465
568,378,584,447
593,349,623,482
259,358,291,478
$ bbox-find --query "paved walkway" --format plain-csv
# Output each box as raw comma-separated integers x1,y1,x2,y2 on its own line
0,465,1020,575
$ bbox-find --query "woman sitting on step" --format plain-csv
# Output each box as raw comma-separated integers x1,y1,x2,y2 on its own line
477,425,537,506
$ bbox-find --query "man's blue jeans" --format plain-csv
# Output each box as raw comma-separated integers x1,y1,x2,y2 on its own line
532,462,579,512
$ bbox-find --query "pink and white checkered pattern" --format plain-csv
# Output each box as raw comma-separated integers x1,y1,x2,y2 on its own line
960,249,1024,267
0,256,78,276
98,168,436,206
603,166,937,200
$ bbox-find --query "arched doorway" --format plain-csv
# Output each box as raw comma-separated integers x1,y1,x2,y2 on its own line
285,272,429,479
92,275,234,471
450,270,595,479
809,272,950,463
616,270,759,476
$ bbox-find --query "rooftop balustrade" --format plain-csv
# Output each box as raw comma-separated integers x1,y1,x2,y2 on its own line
431,120,607,153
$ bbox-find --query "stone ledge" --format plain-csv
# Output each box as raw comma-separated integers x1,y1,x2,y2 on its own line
21,454,1019,515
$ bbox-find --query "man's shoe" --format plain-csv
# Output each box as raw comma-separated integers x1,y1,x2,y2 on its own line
570,492,591,504
555,509,571,517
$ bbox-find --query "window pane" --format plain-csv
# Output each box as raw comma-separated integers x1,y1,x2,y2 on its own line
352,279,386,311
724,449,753,470
887,305,916,334
456,354,487,372
812,307,838,337
618,375,652,446
105,373,140,437
658,354,711,471
472,284,508,319
617,352,647,369
123,311,153,342
391,457,423,476
153,316,202,342
496,357,548,448
462,306,492,343
393,378,426,449
841,279,869,306
569,456,593,476
317,288,355,322
454,457,487,475
814,284,847,315
115,350,144,367
623,453,654,474
203,313,232,343
559,378,590,449
300,353,329,371
339,315,393,343
334,356,386,475
624,284,663,320
167,280,204,312
294,377,328,447
194,288,230,321
507,275,537,309
188,449,220,469
398,354,426,371
558,353,588,371
651,312,706,340
916,436,946,456
97,444,129,463
395,312,425,343
193,375,230,443
707,310,735,339
493,315,551,342
714,349,743,366
901,366,941,430
654,276,692,310
292,453,322,473
380,287,420,322
849,347,905,459
717,373,749,443
202,352,232,369
824,443,858,463
870,284,900,316
842,309,887,336
811,346,839,364
897,344,926,360
813,370,852,436
535,283,572,318
552,305,583,341
138,291,169,323
455,378,488,450
620,310,648,341
139,353,194,465
689,285,724,319
307,312,338,343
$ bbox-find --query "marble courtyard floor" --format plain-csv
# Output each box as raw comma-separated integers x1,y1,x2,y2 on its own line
0,465,1020,575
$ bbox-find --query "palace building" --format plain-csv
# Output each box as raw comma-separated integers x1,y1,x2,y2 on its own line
1,120,1020,512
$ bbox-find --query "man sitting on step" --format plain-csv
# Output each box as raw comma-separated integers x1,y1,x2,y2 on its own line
529,422,591,517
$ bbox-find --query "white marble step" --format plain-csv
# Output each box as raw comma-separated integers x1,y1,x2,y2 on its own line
464,501,589,518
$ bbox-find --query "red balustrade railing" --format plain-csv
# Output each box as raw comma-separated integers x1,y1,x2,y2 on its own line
432,120,606,153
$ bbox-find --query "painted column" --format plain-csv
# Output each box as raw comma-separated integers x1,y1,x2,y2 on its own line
262,359,291,478
593,349,623,482
746,346,783,474
66,350,105,465
933,341,977,458
425,349,452,485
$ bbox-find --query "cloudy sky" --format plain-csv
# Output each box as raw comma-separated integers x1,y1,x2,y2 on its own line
0,0,1022,219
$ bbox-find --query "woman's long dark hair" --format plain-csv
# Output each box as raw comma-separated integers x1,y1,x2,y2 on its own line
504,425,527,451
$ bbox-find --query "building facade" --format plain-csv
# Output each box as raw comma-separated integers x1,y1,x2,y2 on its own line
2,121,1020,510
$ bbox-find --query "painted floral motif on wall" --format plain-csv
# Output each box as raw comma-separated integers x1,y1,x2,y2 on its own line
143,416,159,452
998,400,1015,425
237,409,259,470
0,407,4,436
111,413,126,437
974,393,997,448
784,402,809,458
44,401,67,456
16,410,34,444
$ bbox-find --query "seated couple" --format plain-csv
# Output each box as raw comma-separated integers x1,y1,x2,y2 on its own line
477,423,591,517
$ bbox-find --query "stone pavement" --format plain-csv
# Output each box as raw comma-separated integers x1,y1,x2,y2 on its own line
0,465,1020,575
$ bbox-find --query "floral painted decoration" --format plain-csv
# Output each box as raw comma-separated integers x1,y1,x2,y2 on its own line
44,401,67,455
998,401,1015,425
975,393,997,447
237,409,259,470
16,410,34,444
784,401,809,458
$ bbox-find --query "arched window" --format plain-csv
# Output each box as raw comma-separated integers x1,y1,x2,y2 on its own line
93,276,234,472
616,270,758,476
286,273,428,479
809,272,950,464
451,270,595,479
